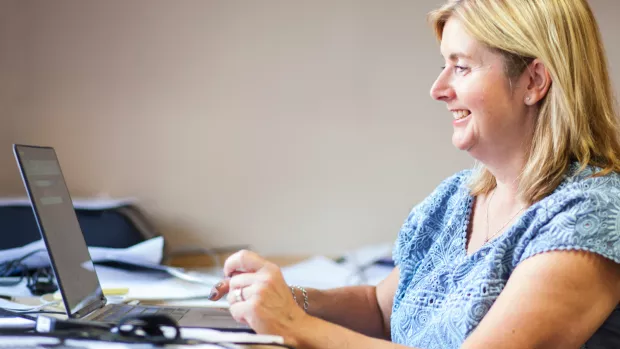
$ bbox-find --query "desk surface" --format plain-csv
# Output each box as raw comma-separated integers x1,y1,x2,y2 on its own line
7,255,306,349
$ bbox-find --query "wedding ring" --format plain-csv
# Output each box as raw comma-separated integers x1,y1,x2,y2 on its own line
234,288,245,302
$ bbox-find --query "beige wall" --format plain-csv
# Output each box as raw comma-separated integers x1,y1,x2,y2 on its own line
0,0,27,192
1,1,618,255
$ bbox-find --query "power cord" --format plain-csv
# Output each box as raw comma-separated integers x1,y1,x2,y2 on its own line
0,249,58,296
0,249,45,284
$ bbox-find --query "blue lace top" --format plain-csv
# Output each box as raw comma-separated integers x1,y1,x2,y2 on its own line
391,165,620,349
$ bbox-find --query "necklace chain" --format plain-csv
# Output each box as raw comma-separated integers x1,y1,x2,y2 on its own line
485,189,526,244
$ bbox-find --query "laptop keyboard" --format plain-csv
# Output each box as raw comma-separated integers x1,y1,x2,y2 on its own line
91,304,190,322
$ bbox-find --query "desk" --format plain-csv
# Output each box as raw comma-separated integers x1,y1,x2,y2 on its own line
3,255,307,349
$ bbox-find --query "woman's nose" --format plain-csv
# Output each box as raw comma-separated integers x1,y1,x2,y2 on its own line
430,70,454,101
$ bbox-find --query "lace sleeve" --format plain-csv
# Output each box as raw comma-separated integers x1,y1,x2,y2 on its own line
518,189,620,265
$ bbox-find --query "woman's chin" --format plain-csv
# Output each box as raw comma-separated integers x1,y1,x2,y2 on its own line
452,134,474,151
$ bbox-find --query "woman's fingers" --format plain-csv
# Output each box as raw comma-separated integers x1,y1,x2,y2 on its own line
211,249,269,301
219,251,306,335
228,296,254,325
208,278,230,301
227,283,258,305
223,249,267,277
229,272,262,290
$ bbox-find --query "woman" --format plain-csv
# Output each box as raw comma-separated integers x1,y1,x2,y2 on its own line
208,1,620,348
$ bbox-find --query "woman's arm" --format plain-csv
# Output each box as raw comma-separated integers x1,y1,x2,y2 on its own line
217,250,415,348
298,268,399,339
209,258,399,339
291,250,620,349
290,313,412,349
462,250,620,348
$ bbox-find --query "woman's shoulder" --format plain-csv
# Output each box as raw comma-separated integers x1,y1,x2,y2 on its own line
545,164,620,206
517,165,620,265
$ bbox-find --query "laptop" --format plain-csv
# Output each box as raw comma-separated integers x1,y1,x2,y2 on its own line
13,144,249,330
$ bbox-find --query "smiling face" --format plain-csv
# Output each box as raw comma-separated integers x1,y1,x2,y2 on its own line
430,17,534,165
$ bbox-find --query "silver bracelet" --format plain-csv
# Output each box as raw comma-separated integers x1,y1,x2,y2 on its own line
289,285,298,305
291,285,309,312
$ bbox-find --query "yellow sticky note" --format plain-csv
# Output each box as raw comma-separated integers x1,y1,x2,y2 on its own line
103,288,129,296
52,287,129,300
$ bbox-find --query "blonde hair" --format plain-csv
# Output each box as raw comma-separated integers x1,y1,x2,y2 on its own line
429,0,620,204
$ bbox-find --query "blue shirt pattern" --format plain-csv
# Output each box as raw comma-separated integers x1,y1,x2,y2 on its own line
391,164,620,349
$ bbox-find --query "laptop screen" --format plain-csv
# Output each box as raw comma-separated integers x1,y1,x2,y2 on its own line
13,145,105,317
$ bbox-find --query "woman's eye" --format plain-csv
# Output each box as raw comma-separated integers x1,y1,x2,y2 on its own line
454,65,468,74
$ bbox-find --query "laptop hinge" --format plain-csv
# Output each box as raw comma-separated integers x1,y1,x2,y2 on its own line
73,297,107,319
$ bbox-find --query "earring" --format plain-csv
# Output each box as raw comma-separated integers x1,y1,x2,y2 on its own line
525,97,531,104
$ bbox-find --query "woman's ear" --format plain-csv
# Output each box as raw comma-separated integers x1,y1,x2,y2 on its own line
524,58,551,105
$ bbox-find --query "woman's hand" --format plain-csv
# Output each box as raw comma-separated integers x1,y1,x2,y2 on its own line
208,250,308,337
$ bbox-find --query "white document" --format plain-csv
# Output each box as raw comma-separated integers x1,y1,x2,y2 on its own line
100,274,223,304
0,298,59,312
0,278,35,297
0,317,35,329
0,236,164,270
281,256,353,289
280,242,395,289
181,328,283,344
0,196,137,210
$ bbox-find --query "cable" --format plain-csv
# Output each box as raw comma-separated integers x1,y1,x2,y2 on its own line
0,249,59,296
0,307,36,320
26,267,57,296
0,249,47,286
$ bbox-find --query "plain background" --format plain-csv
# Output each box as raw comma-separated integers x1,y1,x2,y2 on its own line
0,0,618,255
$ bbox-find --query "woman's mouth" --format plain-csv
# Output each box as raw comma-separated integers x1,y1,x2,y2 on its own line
452,110,471,125
452,110,471,120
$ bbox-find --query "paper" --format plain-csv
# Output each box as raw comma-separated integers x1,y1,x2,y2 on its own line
0,196,137,210
281,256,353,289
0,236,164,270
0,298,59,312
90,264,222,304
0,334,249,348
103,277,223,303
0,318,36,329
0,337,163,349
280,244,394,289
0,278,34,298
181,328,283,344
340,242,393,269
91,236,163,265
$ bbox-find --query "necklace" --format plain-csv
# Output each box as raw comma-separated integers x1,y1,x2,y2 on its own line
485,189,526,244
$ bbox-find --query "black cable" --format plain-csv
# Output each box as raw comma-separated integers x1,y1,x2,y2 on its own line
26,266,57,295
0,249,59,295
0,306,37,320
0,248,47,276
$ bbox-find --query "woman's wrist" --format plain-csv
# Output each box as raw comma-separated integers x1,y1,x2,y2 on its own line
284,306,316,349
290,285,309,312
